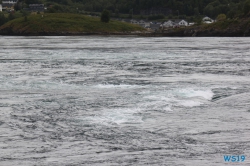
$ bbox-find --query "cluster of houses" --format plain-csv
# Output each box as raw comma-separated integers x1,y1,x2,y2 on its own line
0,0,18,12
118,19,190,31
118,16,215,31
25,4,45,12
0,0,44,12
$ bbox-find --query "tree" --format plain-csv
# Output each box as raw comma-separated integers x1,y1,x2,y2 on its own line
22,10,29,17
244,0,250,15
216,14,226,21
227,10,236,19
194,7,199,16
101,9,110,23
8,13,15,21
129,9,133,19
115,8,119,17
0,13,7,26
24,16,28,22
25,0,41,4
14,2,22,11
204,5,214,18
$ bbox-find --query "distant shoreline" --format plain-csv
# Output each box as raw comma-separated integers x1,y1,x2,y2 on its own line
1,13,249,37
0,31,249,37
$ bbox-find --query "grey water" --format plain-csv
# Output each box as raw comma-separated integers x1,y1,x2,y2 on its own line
0,36,250,166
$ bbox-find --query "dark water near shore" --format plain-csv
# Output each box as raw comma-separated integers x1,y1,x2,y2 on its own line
0,36,250,166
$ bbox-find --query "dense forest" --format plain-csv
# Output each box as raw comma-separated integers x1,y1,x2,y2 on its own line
27,0,250,19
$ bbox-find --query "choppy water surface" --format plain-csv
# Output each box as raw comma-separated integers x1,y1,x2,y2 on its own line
0,36,250,166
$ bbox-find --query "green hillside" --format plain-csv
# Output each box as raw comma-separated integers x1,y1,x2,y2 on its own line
17,0,250,19
0,13,145,35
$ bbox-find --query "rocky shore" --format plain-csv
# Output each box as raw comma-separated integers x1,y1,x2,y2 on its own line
1,27,249,37
139,28,250,37
0,31,249,37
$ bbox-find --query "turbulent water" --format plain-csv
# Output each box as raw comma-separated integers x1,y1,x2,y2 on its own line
0,36,250,166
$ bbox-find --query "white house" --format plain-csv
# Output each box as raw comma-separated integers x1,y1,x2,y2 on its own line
2,0,17,4
163,20,175,28
2,0,17,10
0,5,2,12
178,20,188,26
150,23,161,31
29,4,45,12
130,19,138,24
138,20,150,28
162,19,189,28
139,22,150,28
202,16,214,24
139,20,145,24
188,22,195,26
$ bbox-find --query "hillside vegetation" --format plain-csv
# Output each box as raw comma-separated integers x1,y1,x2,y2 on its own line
156,16,250,37
16,0,250,19
1,0,250,36
197,16,250,36
0,13,145,35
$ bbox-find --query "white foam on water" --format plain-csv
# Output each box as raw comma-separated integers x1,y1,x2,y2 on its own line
81,108,143,125
144,95,171,101
103,108,143,124
143,94,204,108
95,84,137,89
179,100,204,107
141,93,174,112
164,106,173,112
0,80,83,91
141,88,213,109
176,89,214,100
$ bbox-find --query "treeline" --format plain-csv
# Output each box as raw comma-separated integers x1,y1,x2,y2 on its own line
0,12,17,26
0,8,29,26
1,0,250,21
42,0,250,19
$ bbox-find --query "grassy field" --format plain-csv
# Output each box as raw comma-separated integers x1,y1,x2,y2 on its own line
0,13,145,34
